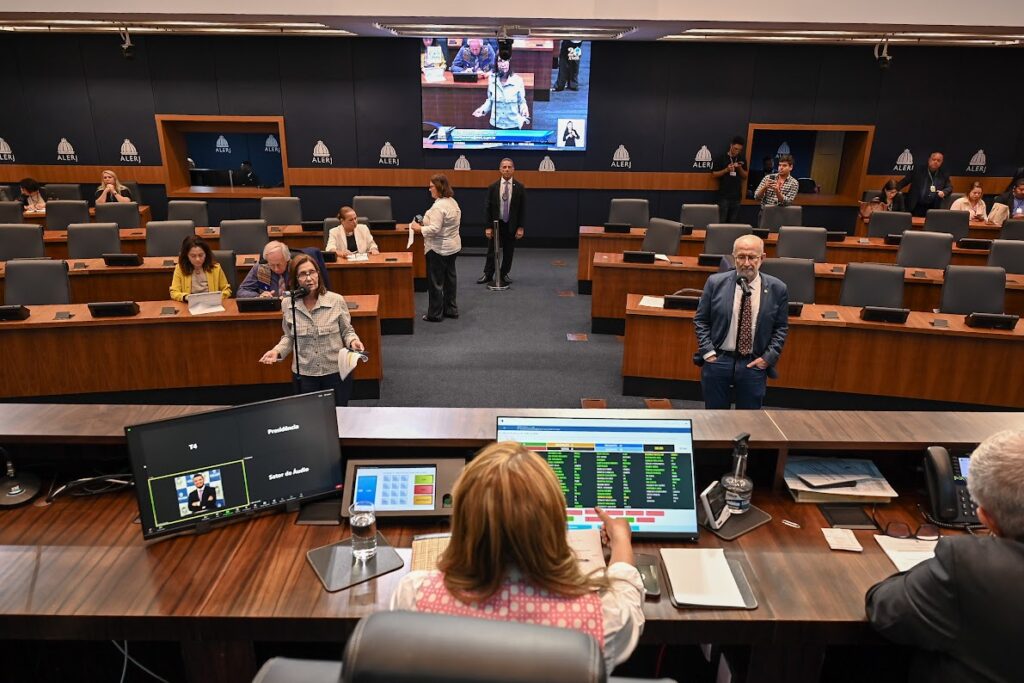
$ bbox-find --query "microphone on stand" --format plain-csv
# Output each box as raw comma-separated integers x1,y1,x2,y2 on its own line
283,286,309,298
737,276,752,297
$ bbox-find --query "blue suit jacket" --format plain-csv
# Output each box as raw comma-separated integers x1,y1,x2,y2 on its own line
692,271,789,378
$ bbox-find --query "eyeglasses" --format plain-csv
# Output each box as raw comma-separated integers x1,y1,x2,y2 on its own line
733,254,760,263
883,522,940,541
296,270,318,281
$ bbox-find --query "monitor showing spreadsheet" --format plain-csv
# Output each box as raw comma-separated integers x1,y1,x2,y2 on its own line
496,416,698,540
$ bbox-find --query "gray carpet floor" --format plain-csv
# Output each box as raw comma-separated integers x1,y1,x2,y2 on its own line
355,248,704,409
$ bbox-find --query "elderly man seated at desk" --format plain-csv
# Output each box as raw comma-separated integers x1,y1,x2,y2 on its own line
451,38,495,73
237,240,291,299
866,430,1024,683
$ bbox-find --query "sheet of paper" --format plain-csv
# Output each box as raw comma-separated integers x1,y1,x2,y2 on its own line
567,528,606,570
187,291,224,315
822,527,863,552
337,349,368,380
660,548,746,608
638,295,665,309
784,457,898,499
874,535,936,572
345,252,369,262
407,225,415,249
422,66,446,83
654,253,670,262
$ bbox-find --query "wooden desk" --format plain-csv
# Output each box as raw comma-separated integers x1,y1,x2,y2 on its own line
0,297,383,399
622,295,1024,407
856,213,1000,238
0,253,415,334
591,253,1024,334
42,224,324,260
577,226,989,292
421,72,536,129
372,224,427,290
23,204,152,229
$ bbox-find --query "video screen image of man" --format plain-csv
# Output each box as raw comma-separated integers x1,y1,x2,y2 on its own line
185,471,222,514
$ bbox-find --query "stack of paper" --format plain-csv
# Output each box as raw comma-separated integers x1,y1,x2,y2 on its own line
784,457,898,504
187,291,225,315
659,548,747,608
638,295,665,308
874,535,936,572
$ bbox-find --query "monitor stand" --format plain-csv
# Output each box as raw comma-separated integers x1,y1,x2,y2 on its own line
293,497,342,526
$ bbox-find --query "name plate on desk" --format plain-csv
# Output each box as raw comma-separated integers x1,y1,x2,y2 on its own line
102,253,144,267
87,301,140,318
623,251,655,264
965,312,1019,330
0,304,30,321
826,231,847,242
603,222,631,234
860,306,910,323
236,297,282,313
752,228,770,239
787,302,805,317
697,253,725,267
664,295,700,310
957,238,992,251
884,233,903,245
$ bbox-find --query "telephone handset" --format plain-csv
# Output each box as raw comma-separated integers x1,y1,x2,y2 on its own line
923,446,980,526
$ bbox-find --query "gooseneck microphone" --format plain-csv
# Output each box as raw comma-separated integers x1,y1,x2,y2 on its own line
283,286,309,298
737,276,752,297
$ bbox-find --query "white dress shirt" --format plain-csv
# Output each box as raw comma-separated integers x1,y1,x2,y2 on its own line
719,274,762,354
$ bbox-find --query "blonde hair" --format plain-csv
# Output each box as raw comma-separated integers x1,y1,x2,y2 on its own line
97,169,127,193
438,442,609,602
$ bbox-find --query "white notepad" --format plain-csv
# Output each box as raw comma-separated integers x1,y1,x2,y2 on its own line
874,535,936,572
187,291,224,315
659,548,747,608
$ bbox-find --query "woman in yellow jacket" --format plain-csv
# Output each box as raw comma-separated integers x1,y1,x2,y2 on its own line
170,235,232,301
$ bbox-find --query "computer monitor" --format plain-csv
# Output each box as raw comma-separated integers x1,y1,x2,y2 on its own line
496,416,699,540
126,391,342,540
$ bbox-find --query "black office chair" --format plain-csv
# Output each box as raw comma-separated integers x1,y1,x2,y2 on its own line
0,200,22,224
704,224,753,256
261,197,302,226
839,263,905,308
998,219,1024,241
608,199,650,228
95,201,140,229
122,181,142,205
866,211,912,239
641,218,682,255
323,217,340,249
67,223,120,259
939,265,1006,315
897,231,953,269
758,205,802,232
987,239,1024,275
42,183,81,201
45,200,89,230
923,209,969,241
759,257,815,304
167,200,210,227
252,611,676,683
775,226,827,262
5,259,70,305
212,249,238,297
861,190,882,203
0,224,45,261
679,203,718,229
941,192,965,210
220,219,269,255
353,196,394,223
796,177,817,194
146,220,196,257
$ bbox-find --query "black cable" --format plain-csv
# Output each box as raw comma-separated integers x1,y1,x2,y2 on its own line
45,474,132,504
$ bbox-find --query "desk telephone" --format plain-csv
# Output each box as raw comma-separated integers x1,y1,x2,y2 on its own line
924,446,980,527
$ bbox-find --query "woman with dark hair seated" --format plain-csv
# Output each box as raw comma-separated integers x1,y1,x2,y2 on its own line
389,441,645,673
170,235,231,301
18,177,46,211
258,253,365,406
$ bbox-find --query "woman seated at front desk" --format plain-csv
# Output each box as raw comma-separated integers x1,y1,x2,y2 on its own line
170,235,231,302
19,177,46,211
326,205,379,255
94,169,133,204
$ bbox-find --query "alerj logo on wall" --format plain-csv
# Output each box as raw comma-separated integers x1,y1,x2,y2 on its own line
539,156,556,172
215,135,231,154
966,149,987,174
454,154,471,170
379,141,399,166
56,137,78,162
119,138,141,163
894,148,914,172
693,145,713,170
0,137,14,162
312,140,332,165
264,135,280,153
611,144,631,169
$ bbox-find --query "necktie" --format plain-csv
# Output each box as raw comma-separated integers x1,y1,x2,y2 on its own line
738,292,753,356
501,181,510,222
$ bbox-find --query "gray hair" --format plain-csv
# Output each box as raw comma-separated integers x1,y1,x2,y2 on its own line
967,430,1024,539
263,240,290,261
499,158,514,168
732,234,764,255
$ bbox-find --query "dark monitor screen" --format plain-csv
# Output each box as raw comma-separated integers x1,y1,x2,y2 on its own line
126,391,342,540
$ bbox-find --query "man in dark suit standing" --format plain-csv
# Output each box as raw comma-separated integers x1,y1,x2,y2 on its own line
866,430,1024,683
692,235,788,409
896,151,953,217
478,158,526,286
187,473,218,512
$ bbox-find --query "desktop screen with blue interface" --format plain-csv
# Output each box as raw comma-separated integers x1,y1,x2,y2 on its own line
497,417,698,537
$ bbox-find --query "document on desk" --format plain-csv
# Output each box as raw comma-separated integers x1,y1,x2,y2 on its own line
346,253,370,262
784,457,897,503
638,295,665,308
874,535,936,572
660,548,747,608
654,254,670,262
187,291,225,315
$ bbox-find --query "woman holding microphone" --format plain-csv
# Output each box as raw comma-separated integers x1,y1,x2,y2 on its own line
410,174,462,322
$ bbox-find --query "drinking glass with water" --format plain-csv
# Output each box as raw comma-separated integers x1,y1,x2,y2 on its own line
349,501,377,562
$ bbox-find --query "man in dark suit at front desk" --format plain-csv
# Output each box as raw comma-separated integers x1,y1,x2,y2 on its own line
897,151,952,217
188,473,218,512
693,235,788,409
866,430,1024,683
477,158,526,286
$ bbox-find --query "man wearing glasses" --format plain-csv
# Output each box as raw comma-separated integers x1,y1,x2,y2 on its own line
692,235,789,409
866,430,1024,683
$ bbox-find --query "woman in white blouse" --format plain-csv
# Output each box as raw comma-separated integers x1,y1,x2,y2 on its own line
389,442,645,673
326,205,379,255
949,181,987,222
410,174,462,322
